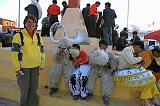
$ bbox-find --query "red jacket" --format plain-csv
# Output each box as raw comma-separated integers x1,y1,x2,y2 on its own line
47,3,60,16
89,4,97,16
73,50,88,67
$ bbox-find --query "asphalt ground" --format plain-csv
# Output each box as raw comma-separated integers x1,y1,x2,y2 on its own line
0,98,19,106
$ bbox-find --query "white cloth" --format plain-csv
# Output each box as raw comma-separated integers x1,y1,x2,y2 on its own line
69,64,91,97
116,46,142,69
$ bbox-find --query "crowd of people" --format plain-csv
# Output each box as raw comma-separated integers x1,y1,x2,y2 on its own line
41,0,69,37
40,0,142,49
47,38,160,106
10,1,160,106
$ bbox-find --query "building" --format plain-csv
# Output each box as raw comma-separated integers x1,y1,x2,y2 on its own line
0,18,16,33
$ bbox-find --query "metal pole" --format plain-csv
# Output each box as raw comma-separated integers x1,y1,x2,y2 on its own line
127,0,129,28
18,0,20,29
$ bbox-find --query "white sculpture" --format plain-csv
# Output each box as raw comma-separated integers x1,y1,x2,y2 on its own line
50,22,90,45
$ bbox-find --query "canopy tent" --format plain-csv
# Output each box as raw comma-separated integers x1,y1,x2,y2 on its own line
144,30,160,41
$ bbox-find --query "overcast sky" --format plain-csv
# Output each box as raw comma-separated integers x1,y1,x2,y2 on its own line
0,0,160,31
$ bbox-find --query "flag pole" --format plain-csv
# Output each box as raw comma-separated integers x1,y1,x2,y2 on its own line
18,0,20,29
127,0,129,28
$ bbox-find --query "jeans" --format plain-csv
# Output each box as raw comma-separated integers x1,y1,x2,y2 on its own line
103,27,113,45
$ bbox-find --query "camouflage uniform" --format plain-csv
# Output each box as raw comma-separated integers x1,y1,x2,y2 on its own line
49,48,74,89
87,50,118,97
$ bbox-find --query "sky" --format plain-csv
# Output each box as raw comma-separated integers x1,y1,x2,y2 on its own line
0,0,160,31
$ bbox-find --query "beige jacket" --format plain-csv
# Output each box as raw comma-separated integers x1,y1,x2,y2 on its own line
116,46,142,69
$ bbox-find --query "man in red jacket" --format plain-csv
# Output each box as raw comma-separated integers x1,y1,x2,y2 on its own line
68,44,91,100
88,1,101,37
47,0,60,36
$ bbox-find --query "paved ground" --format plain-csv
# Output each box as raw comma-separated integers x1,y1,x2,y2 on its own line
0,98,19,106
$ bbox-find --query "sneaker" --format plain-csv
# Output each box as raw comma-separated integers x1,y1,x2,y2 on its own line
80,96,87,100
49,87,58,95
85,91,93,100
153,98,160,106
73,95,80,100
103,95,109,105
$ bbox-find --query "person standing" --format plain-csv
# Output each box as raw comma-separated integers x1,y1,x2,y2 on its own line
11,15,45,106
115,33,128,51
120,27,129,39
25,0,42,21
25,1,39,21
82,3,90,34
130,31,140,43
112,25,119,49
61,1,69,17
88,1,101,37
95,11,103,39
41,16,50,37
47,0,60,36
102,2,117,45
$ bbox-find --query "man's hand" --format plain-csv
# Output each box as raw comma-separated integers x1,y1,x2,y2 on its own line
74,64,80,68
137,60,145,65
58,48,67,56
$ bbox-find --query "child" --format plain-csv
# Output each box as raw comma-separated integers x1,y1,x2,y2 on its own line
87,40,118,105
68,44,91,100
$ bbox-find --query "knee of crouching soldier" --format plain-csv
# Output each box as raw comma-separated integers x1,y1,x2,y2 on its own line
48,70,53,78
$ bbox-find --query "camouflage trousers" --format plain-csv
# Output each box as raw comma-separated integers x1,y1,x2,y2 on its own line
87,66,114,96
49,63,74,89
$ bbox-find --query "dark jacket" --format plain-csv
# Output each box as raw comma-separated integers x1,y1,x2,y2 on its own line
130,36,140,43
120,30,128,39
103,8,117,27
82,7,90,23
61,5,68,17
25,4,38,20
115,37,128,51
147,59,160,72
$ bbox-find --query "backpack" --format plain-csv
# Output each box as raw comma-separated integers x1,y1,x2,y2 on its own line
18,32,41,46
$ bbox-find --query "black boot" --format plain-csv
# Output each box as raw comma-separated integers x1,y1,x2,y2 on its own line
85,91,93,100
72,95,80,100
49,87,58,95
103,95,109,105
